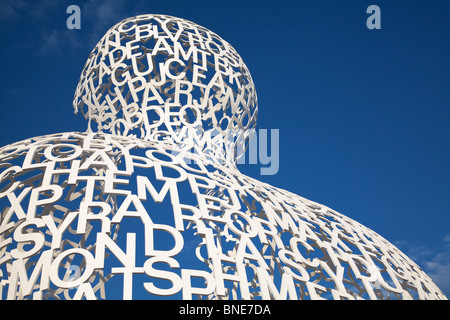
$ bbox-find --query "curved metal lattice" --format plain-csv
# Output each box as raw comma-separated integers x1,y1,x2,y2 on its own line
0,14,446,300
73,14,258,164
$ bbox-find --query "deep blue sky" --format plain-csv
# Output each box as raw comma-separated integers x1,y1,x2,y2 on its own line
1,0,449,297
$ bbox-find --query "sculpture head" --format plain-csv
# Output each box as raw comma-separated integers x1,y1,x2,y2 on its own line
73,14,258,164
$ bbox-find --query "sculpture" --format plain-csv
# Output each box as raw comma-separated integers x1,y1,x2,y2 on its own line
0,14,446,300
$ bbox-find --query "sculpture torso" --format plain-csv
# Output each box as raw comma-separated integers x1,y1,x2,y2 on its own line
0,14,445,300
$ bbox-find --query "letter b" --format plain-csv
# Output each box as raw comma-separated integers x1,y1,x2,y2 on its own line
224,305,230,314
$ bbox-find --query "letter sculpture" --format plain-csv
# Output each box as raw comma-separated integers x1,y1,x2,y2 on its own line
0,14,446,300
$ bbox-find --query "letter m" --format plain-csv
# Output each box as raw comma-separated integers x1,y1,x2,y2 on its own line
7,250,52,299
137,175,177,203
257,267,298,300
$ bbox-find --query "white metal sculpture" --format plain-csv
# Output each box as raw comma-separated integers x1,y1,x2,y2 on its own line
0,14,446,300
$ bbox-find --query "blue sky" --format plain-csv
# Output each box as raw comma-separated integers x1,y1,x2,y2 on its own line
0,0,449,297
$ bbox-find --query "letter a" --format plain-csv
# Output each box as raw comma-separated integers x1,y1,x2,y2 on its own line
366,5,381,30
66,5,81,30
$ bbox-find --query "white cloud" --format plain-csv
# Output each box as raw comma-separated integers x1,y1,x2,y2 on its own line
47,0,134,55
38,29,82,57
2,0,133,57
82,0,129,45
443,233,450,243
425,260,450,298
0,0,59,23
395,234,450,298
0,0,28,22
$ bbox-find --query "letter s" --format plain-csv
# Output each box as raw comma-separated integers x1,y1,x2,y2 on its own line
11,218,45,259
143,256,182,296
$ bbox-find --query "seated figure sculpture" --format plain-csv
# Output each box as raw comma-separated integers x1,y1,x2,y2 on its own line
0,14,446,300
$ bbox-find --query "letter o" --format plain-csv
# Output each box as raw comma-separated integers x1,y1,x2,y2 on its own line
44,144,83,162
118,21,136,33
180,105,201,127
224,210,258,238
205,40,225,56
146,149,179,164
